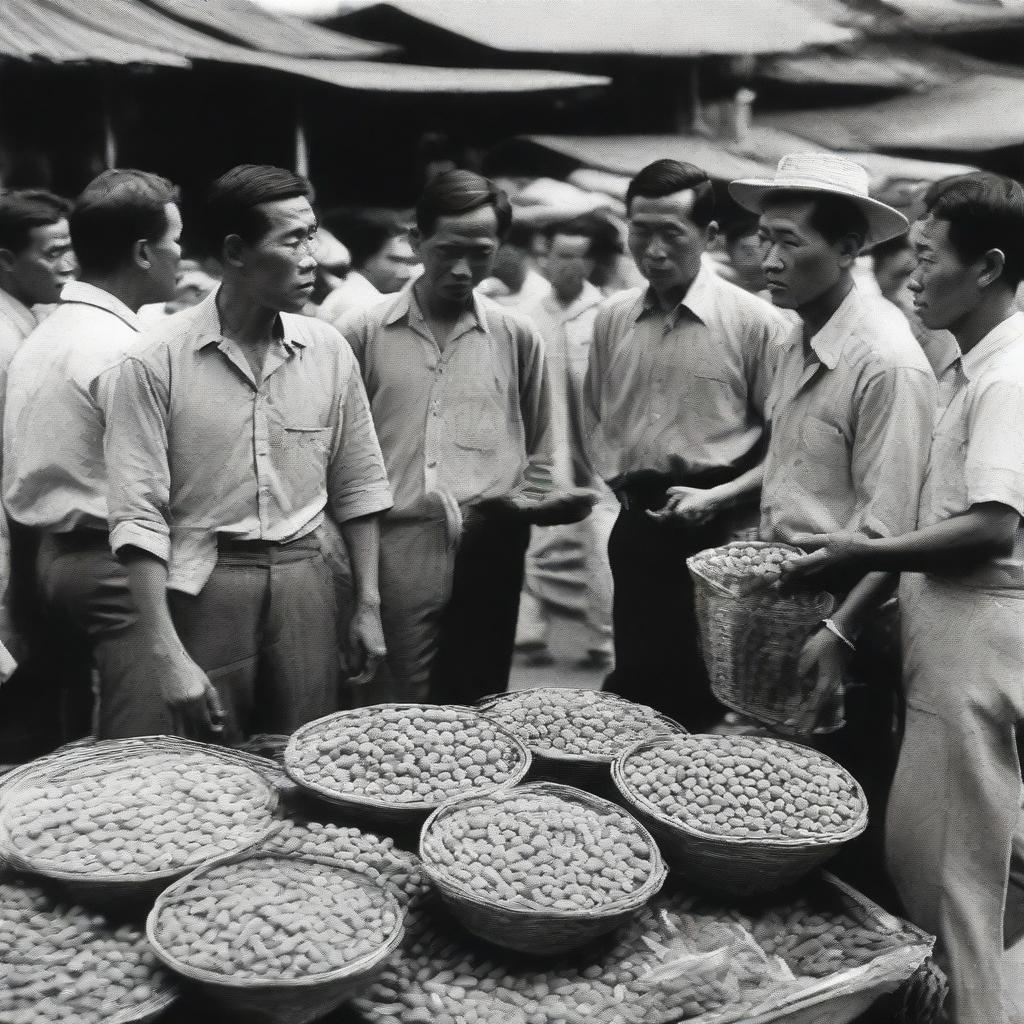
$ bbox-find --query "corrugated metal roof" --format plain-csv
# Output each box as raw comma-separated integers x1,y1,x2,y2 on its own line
143,0,395,59
334,0,855,57
762,72,1024,152
0,0,188,65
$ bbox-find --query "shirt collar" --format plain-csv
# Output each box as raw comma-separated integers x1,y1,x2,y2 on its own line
190,287,309,354
961,310,1024,381
0,286,36,337
541,279,604,319
60,281,141,332
384,280,489,335
805,284,865,370
637,263,718,326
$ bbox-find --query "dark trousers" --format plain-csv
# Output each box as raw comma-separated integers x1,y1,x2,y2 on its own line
603,503,735,732
430,515,531,706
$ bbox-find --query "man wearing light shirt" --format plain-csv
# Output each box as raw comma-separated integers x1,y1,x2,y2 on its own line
3,170,181,740
107,165,392,742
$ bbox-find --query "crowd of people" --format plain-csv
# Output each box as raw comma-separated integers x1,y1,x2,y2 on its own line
0,152,1021,1024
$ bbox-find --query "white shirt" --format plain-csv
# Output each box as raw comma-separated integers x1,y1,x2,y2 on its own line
318,271,382,327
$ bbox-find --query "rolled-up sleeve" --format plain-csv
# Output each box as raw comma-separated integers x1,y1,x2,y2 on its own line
850,365,937,537
327,352,393,524
106,354,173,562
965,378,1024,515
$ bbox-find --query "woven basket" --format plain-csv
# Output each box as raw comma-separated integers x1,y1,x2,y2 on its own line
0,736,280,909
419,782,667,955
612,735,868,896
284,704,532,826
146,852,405,1024
476,688,685,794
688,541,838,733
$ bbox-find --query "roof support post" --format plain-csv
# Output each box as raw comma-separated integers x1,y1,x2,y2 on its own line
101,75,118,168
294,93,309,178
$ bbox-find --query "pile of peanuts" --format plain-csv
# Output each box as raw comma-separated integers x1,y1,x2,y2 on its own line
151,856,402,980
353,878,925,1024
263,819,426,903
287,706,525,805
690,543,792,591
620,736,864,839
425,788,657,912
482,689,678,759
2,753,275,874
0,878,173,1024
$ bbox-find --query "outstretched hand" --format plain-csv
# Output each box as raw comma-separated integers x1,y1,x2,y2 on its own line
780,530,868,583
646,486,718,526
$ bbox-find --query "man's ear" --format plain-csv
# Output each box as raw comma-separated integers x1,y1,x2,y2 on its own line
132,238,151,271
222,234,246,269
704,220,720,247
408,227,423,260
978,247,1006,290
836,232,862,268
0,248,15,275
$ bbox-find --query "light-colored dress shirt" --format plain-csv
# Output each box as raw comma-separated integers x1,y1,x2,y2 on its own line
318,270,382,327
760,285,937,541
584,265,791,484
0,288,36,372
336,284,553,535
920,311,1024,589
4,282,142,533
523,280,604,486
106,289,392,595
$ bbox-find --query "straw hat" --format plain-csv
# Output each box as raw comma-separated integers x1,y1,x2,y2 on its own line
729,153,908,249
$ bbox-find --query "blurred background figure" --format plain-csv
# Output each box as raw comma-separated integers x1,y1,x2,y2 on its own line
477,221,549,307
319,207,420,324
723,216,767,295
138,258,219,322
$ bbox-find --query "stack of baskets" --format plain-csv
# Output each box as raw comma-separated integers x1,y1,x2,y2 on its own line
687,541,838,733
419,782,666,955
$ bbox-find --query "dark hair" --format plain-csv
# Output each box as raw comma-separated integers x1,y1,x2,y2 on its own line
761,189,869,249
543,214,621,259
203,164,314,258
0,190,71,254
415,169,512,240
923,171,1024,288
625,159,715,227
724,216,761,248
70,170,178,277
324,207,407,269
870,233,911,267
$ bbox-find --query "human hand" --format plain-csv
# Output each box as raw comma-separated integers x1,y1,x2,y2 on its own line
347,599,387,687
159,649,226,740
647,485,719,526
780,530,868,583
783,627,848,735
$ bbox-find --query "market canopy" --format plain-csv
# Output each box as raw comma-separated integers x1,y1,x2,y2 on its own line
791,0,1024,35
331,0,855,57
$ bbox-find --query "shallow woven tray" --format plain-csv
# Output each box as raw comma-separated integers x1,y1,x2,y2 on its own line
419,781,667,956
284,704,532,826
688,542,838,733
612,734,868,897
0,736,280,908
146,851,405,1024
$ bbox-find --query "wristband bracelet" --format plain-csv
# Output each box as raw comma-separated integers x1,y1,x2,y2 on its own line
821,617,856,652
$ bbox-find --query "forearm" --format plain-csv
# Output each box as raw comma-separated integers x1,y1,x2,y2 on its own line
706,461,764,511
830,571,897,638
339,514,382,606
121,548,184,655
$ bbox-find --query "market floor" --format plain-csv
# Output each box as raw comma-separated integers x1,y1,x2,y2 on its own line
508,611,606,692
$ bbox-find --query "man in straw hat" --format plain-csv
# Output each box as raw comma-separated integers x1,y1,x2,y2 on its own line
785,170,1024,1024
583,159,791,731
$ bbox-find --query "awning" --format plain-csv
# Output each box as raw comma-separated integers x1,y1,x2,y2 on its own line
332,0,855,57
786,0,1024,35
762,73,1024,152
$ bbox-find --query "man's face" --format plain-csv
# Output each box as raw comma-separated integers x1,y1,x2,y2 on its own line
3,218,76,305
142,203,183,305
544,233,594,302
758,198,846,310
414,206,501,306
627,191,711,295
907,215,979,332
726,231,766,292
361,234,419,294
874,246,915,301
238,196,318,314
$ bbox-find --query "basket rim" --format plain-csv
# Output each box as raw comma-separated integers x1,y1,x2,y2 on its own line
475,688,686,765
145,851,405,990
283,704,532,813
686,541,834,606
418,780,667,920
0,737,280,883
611,734,869,850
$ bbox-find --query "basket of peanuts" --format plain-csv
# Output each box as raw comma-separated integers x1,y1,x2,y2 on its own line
612,733,867,896
146,851,405,1024
0,736,280,909
419,781,667,956
1,875,179,1024
687,541,839,733
476,688,686,792
284,703,532,826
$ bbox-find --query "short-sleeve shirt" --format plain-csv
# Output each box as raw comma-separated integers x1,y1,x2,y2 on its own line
920,311,1024,589
336,284,553,523
106,289,392,595
584,265,791,485
760,286,937,541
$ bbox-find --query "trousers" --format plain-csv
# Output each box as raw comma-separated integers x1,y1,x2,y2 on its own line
169,537,341,744
887,573,1024,1024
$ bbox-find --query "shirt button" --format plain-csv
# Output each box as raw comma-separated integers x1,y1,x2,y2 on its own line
427,459,437,468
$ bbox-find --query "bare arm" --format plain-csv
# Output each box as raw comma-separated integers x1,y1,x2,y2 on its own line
338,513,387,686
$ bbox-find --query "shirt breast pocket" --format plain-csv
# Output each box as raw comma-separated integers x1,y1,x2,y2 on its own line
924,428,969,514
794,416,848,494
278,424,332,498
448,393,505,452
